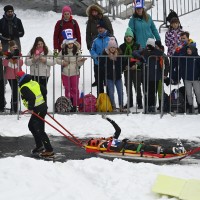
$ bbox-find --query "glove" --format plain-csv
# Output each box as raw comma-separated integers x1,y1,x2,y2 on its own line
102,114,108,119
13,49,20,57
53,49,58,57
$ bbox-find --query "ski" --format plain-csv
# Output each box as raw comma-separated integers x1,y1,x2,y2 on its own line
179,146,200,160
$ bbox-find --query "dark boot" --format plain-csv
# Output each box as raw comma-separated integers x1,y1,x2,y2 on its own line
198,105,200,114
188,105,193,114
137,99,143,109
157,100,161,111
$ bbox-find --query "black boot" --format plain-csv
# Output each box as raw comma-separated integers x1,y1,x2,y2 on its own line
188,105,193,114
157,100,161,111
137,99,143,109
198,105,200,114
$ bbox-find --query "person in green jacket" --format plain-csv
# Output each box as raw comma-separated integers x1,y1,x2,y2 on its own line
128,3,161,49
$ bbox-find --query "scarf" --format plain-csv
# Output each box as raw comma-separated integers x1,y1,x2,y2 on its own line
124,41,134,56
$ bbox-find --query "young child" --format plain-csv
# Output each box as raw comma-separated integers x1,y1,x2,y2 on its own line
25,37,54,89
179,45,200,113
3,40,23,113
56,29,87,112
99,37,123,111
165,17,183,56
0,42,5,112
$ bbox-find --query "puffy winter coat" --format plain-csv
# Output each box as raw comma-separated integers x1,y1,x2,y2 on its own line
25,48,54,77
3,52,23,79
128,14,160,48
56,42,84,77
99,49,122,80
53,16,81,51
165,27,183,56
90,31,113,65
86,4,113,50
179,46,200,81
0,14,24,51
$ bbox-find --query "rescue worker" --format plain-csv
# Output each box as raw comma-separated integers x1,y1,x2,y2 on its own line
16,71,54,157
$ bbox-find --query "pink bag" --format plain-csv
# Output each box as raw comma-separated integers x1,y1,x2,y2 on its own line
79,93,97,112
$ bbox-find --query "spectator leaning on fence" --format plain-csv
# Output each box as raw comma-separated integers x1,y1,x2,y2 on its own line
99,37,123,112
119,27,142,109
25,37,54,90
128,1,161,49
171,31,196,83
56,29,87,112
0,42,5,112
179,45,200,113
53,5,81,55
3,40,23,113
133,38,163,113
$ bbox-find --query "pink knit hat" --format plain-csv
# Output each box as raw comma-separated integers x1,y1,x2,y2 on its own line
62,6,72,15
107,37,118,49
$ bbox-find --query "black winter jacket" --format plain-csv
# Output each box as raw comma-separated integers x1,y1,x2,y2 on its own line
18,75,47,113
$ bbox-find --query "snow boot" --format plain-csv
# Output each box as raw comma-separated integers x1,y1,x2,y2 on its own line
39,150,54,157
31,146,44,154
188,105,193,113
198,104,200,114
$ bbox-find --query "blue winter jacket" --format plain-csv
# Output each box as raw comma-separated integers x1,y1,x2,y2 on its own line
90,31,113,65
128,14,160,48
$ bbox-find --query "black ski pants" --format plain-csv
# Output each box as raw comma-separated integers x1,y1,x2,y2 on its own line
28,109,53,151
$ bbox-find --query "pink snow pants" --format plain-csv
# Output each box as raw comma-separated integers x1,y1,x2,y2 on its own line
62,75,80,106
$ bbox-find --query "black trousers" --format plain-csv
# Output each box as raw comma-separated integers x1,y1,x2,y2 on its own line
124,70,142,106
28,109,53,151
8,79,18,112
94,64,105,96
0,79,5,110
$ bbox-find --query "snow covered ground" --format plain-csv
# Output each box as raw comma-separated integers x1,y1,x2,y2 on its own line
0,3,200,200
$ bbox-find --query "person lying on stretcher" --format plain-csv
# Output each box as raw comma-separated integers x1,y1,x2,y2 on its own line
87,115,186,155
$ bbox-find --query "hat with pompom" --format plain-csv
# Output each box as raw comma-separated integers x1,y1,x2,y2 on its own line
62,5,72,15
125,27,134,37
107,37,118,49
146,38,155,47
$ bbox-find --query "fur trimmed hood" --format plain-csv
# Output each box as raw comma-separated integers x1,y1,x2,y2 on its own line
86,4,103,16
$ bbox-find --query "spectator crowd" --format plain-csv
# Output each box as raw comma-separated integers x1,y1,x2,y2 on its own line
0,1,200,114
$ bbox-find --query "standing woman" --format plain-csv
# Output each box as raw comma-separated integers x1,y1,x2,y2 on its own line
3,40,23,113
25,37,54,90
128,1,160,49
53,5,81,54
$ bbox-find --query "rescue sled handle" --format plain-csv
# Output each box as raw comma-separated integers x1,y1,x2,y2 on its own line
22,110,83,147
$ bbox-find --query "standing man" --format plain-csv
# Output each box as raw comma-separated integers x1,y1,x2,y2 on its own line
0,5,25,52
16,71,54,157
86,4,113,87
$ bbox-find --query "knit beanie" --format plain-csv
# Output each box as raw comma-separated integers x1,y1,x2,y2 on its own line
62,5,72,15
125,27,134,37
146,38,155,47
170,17,179,24
97,20,106,29
16,70,25,78
4,5,14,12
107,37,118,49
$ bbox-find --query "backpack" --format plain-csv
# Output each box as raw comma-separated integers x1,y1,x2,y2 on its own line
79,93,97,112
55,96,73,113
170,87,185,113
96,93,113,112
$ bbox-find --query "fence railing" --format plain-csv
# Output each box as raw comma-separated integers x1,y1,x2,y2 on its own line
0,54,199,117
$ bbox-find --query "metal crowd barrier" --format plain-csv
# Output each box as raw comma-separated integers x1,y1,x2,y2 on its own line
0,54,199,117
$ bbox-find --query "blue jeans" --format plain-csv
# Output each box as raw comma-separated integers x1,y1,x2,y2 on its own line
107,79,123,108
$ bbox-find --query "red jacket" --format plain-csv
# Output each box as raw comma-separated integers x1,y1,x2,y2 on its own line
53,16,81,51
